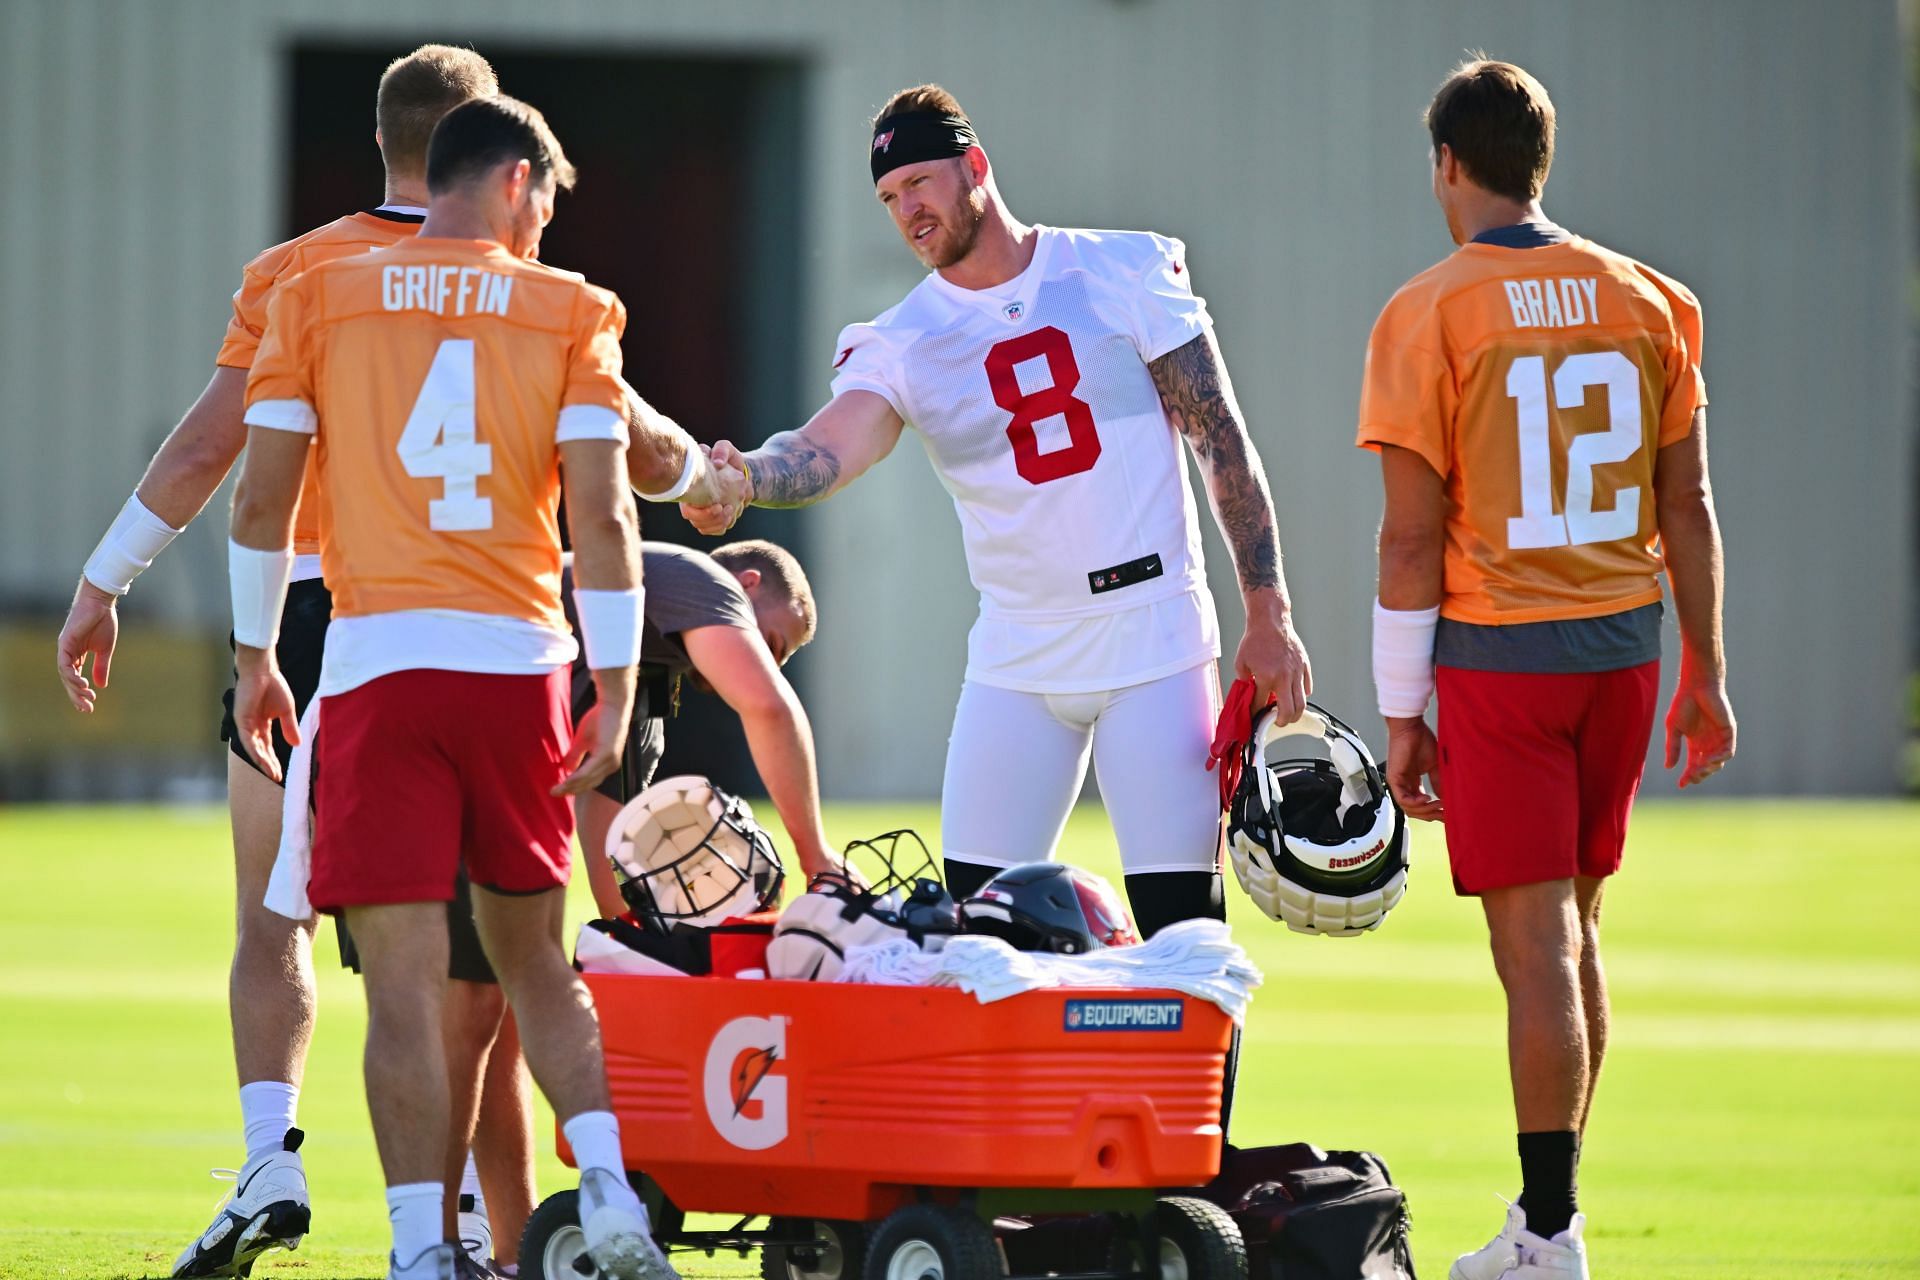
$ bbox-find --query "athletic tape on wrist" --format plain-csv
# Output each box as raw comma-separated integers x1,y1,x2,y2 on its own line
230,540,295,650
84,493,183,595
1373,600,1440,719
637,443,700,503
574,587,645,669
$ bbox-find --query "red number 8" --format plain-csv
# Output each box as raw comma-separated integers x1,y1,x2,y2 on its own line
984,326,1102,485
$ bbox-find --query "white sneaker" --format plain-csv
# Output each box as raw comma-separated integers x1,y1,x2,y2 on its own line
171,1128,312,1277
391,1242,458,1280
457,1193,493,1272
577,1168,677,1280
1449,1199,1524,1280
1510,1214,1589,1279
1451,1202,1590,1280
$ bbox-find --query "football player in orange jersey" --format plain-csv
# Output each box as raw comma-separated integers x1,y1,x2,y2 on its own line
52,47,503,1279
55,46,739,1279
1360,60,1735,1280
229,96,673,1280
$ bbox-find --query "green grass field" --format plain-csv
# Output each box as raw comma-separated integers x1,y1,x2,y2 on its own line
2,799,1917,1279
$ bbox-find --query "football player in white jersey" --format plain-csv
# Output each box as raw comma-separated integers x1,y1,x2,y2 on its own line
686,84,1311,934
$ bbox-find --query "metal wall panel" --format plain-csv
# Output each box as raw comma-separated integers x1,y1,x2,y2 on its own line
1,0,1907,795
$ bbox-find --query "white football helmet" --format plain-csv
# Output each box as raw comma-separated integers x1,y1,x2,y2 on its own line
605,775,783,929
1226,703,1409,937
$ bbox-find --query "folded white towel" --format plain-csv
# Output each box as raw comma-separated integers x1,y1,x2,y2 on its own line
262,698,323,921
841,919,1262,1021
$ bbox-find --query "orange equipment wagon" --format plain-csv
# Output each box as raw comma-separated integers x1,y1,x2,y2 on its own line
520,972,1247,1280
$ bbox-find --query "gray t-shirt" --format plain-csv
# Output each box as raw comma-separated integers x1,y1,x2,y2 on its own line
564,542,758,802
633,543,758,678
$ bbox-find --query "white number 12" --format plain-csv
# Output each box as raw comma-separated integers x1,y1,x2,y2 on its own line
1505,350,1643,550
396,338,493,531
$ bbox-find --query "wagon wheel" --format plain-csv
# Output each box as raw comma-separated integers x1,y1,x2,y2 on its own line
762,1218,868,1280
520,1180,679,1280
520,1189,594,1280
1109,1198,1246,1280
864,1204,1002,1280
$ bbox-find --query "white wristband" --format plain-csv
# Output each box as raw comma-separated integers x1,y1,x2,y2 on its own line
230,540,296,650
1373,600,1440,719
83,494,184,595
636,443,700,503
574,587,645,669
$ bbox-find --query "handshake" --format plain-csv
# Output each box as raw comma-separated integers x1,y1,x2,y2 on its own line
681,440,754,536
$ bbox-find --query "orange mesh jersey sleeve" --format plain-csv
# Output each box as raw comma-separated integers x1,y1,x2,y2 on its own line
1638,264,1708,445
1357,278,1456,478
216,212,422,555
268,240,628,632
563,290,630,420
244,277,318,422
1357,239,1706,625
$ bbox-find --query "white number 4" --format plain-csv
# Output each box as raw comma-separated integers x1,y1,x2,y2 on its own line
1506,350,1642,550
396,338,492,531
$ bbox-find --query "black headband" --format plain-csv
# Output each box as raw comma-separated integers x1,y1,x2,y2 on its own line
870,111,978,183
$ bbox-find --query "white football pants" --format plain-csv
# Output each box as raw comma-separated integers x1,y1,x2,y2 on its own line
941,661,1224,876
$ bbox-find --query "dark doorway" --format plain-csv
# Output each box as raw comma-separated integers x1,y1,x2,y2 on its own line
286,42,807,794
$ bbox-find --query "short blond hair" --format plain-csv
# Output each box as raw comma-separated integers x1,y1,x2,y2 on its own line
712,539,816,644
872,83,969,130
376,44,499,177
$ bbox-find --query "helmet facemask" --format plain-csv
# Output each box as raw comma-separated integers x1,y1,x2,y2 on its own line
605,775,784,931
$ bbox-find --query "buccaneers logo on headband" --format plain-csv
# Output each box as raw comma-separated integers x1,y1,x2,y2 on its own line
870,111,978,183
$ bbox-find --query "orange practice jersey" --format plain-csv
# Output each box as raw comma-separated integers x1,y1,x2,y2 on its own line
218,210,424,557
1357,237,1706,625
243,238,629,630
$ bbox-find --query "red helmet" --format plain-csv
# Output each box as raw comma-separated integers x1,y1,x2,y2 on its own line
958,863,1138,955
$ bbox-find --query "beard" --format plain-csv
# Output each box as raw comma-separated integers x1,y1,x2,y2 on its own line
914,184,989,269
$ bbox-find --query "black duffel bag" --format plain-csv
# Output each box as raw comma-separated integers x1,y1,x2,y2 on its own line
1195,1143,1415,1280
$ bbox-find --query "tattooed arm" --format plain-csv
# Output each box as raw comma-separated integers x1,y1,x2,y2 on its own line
682,391,903,532
1149,330,1313,719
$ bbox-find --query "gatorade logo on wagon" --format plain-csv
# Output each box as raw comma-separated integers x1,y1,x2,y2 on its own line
703,1015,790,1150
1064,998,1184,1032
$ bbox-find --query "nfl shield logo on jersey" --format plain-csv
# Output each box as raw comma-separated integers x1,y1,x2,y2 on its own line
1003,301,1025,322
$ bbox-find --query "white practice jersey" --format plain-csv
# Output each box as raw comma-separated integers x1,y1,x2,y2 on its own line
831,225,1220,693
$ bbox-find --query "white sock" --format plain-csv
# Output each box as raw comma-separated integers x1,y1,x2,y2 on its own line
238,1080,299,1162
386,1181,444,1265
460,1151,484,1207
561,1110,626,1180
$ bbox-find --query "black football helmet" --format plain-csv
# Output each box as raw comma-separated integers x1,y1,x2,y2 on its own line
1226,702,1408,936
958,862,1138,955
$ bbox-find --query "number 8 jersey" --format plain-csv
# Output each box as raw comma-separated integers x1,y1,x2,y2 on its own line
243,238,630,696
831,225,1219,693
1357,234,1707,625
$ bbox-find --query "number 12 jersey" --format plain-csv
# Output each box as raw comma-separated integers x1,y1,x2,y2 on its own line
830,225,1219,693
1357,234,1707,625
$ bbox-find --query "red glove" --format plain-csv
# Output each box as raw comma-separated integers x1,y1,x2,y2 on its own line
1206,675,1267,812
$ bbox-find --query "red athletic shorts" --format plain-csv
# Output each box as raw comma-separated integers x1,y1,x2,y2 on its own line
1434,661,1659,895
309,667,576,911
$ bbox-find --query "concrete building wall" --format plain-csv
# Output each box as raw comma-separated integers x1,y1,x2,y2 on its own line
1,0,1908,795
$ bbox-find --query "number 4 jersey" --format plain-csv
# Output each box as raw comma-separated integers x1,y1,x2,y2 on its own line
243,238,630,696
1357,231,1707,625
830,225,1219,693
